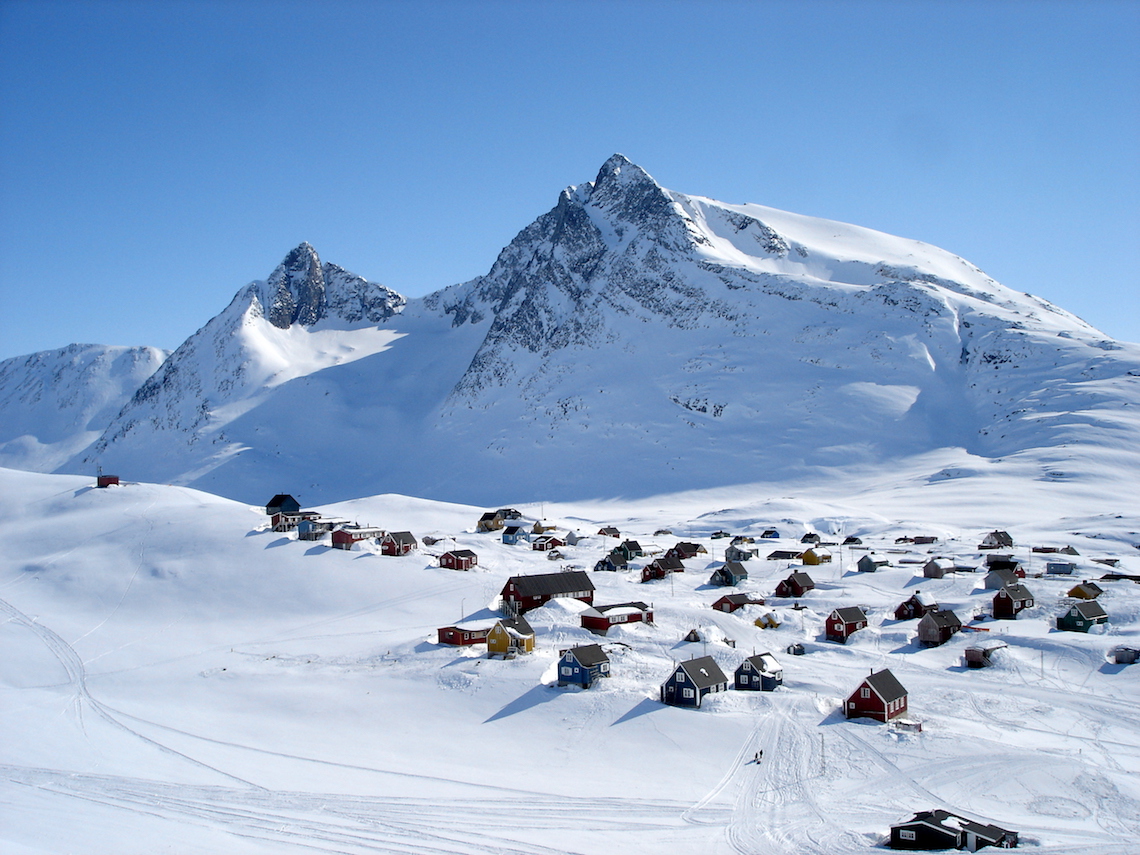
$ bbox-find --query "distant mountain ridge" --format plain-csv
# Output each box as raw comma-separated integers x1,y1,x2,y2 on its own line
2,155,1138,504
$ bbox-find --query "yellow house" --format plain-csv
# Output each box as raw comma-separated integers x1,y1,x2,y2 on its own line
801,547,832,565
487,617,535,657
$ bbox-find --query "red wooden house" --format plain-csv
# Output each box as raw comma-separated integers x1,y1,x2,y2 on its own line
580,602,653,634
845,669,908,722
531,535,566,552
993,583,1034,619
894,590,937,621
437,624,492,646
440,549,477,570
380,531,418,556
501,571,594,614
774,571,815,597
666,542,704,560
331,526,384,550
641,555,684,583
826,606,869,643
712,593,765,613
96,474,120,488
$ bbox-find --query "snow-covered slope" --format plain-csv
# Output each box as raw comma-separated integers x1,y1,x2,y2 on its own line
2,465,1138,854
8,156,1140,505
0,343,167,472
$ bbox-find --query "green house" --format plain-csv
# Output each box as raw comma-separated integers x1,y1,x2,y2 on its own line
1056,601,1108,633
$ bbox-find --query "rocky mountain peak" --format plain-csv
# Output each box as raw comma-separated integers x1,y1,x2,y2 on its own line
263,242,326,328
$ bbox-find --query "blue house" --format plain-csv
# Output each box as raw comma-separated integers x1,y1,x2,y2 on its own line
660,656,728,708
556,644,611,688
735,653,782,691
502,525,530,545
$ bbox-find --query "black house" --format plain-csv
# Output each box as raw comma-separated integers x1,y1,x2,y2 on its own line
265,494,300,516
890,809,1018,851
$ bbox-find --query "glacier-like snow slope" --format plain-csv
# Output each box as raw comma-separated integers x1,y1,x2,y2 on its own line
0,343,167,472
2,465,1138,854
6,155,1138,506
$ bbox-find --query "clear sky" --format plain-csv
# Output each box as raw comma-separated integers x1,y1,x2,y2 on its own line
1,0,1137,362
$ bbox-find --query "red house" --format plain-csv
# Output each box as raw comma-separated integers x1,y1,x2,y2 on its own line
894,590,937,621
845,669,908,722
380,531,418,556
532,535,566,552
993,583,1034,619
440,549,478,570
437,624,491,646
712,593,765,613
96,474,120,488
774,571,815,597
826,606,869,644
331,526,384,550
580,602,653,634
501,571,594,614
641,555,684,583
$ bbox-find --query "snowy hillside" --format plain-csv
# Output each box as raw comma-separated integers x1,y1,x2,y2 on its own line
0,343,166,472
2,465,1138,854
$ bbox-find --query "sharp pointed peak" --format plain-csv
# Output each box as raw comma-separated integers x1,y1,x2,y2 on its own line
593,153,656,188
280,242,321,267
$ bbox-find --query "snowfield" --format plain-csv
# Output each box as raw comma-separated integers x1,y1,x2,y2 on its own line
2,464,1138,854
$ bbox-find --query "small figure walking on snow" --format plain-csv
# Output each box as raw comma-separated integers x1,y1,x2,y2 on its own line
754,750,764,763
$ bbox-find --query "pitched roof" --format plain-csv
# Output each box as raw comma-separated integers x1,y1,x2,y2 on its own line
903,810,1015,846
787,572,815,587
922,609,962,630
1070,601,1108,620
832,606,868,623
742,653,780,673
999,583,1033,600
385,531,418,544
507,570,594,598
564,643,609,667
678,656,728,690
862,669,907,703
717,593,764,606
587,601,651,616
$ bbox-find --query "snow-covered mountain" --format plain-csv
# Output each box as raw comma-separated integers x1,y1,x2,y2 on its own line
6,155,1140,505
0,343,167,472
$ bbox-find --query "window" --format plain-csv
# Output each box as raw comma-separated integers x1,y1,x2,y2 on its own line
600,663,609,673
682,688,694,699
900,830,916,841
861,688,870,699
561,667,573,676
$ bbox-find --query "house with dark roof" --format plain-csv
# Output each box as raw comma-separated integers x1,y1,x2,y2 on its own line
641,555,684,583
1056,600,1108,633
760,529,780,539
501,571,595,614
917,609,962,647
666,541,705,560
800,532,822,544
709,562,749,587
993,583,1034,619
502,525,529,545
660,656,729,708
594,552,628,572
380,531,418,556
1066,580,1103,600
984,567,1022,590
889,808,1018,851
895,590,938,621
774,571,815,597
979,530,1014,550
476,511,506,533
712,593,765,613
265,494,300,516
439,549,477,571
532,534,566,552
597,526,620,538
556,644,610,688
767,549,801,561
1046,560,1077,576
826,606,869,644
437,623,492,646
857,554,890,573
734,653,782,691
845,669,907,722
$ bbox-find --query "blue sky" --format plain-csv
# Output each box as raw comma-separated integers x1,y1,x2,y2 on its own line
1,0,1137,361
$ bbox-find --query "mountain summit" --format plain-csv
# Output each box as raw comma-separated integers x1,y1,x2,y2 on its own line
4,156,1136,504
